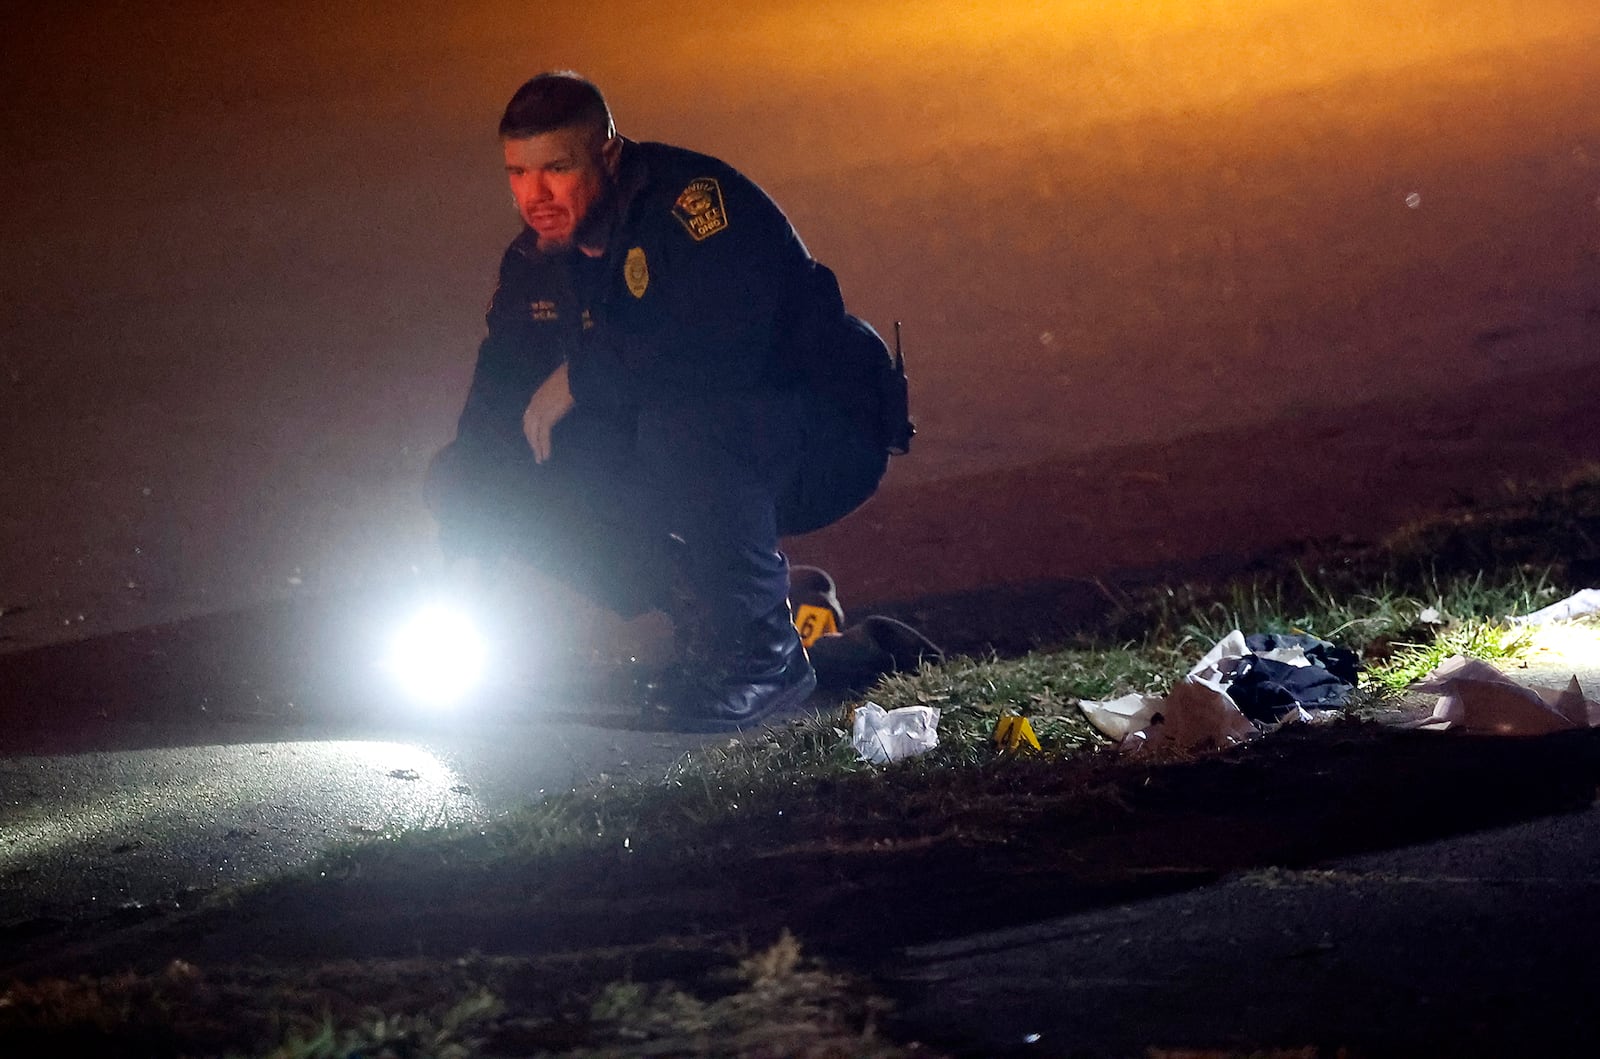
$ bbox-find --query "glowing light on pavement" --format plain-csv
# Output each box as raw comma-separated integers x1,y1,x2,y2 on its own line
0,741,480,874
1519,621,1600,670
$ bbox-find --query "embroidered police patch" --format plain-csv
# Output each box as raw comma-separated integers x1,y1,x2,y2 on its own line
624,246,649,299
672,177,729,241
529,299,559,321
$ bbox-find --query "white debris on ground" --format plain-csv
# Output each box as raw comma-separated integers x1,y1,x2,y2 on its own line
1411,656,1599,735
1408,591,1600,735
1079,631,1286,755
1512,587,1600,627
1082,591,1600,749
851,702,941,764
1407,588,1600,735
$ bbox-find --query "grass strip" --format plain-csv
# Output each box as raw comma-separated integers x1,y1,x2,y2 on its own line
6,467,1600,1056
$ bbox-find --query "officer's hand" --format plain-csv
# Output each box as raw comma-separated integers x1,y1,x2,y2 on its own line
523,361,575,463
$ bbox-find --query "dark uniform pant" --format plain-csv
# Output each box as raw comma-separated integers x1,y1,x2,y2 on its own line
426,386,885,637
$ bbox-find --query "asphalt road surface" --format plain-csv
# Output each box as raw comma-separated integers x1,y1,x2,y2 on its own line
895,798,1600,1055
0,707,719,929
0,584,742,928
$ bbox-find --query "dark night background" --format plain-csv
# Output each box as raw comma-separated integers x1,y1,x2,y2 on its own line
4,0,1598,653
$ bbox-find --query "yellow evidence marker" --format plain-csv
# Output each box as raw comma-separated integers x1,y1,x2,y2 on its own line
993,714,1041,752
792,603,839,648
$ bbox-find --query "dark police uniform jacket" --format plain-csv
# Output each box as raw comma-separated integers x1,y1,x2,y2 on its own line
454,138,824,457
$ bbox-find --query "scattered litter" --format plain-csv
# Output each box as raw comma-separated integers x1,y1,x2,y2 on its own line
993,714,1041,752
1076,691,1161,742
1079,681,1257,754
1188,630,1251,688
1411,655,1599,735
1135,681,1259,754
851,701,940,764
1513,588,1600,626
1079,629,1357,753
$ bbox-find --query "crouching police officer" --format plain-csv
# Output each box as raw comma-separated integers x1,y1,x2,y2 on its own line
426,72,904,731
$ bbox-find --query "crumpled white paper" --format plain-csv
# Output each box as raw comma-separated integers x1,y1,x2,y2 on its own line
1187,629,1250,689
1078,630,1260,753
1512,588,1600,627
1075,691,1161,742
1412,655,1599,734
851,701,940,763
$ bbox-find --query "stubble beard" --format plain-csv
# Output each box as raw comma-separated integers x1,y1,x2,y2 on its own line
533,230,573,255
544,177,616,257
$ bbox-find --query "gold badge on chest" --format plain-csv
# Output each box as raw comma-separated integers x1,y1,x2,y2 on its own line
624,246,649,299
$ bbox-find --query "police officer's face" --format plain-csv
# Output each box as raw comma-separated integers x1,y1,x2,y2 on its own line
503,127,620,252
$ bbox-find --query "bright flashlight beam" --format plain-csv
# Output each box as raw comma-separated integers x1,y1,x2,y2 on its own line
383,604,488,706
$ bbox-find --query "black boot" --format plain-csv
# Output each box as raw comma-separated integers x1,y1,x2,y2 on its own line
660,602,817,732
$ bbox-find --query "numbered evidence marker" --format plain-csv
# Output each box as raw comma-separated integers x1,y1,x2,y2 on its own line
791,603,839,648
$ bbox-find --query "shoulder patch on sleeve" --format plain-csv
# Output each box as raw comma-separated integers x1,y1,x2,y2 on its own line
672,177,729,241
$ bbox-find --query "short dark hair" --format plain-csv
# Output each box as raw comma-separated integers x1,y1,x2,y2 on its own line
498,72,615,141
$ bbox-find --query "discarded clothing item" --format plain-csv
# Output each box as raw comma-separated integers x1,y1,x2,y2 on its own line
1189,629,1358,724
1227,654,1352,724
1412,655,1600,735
1079,628,1356,752
1245,632,1360,686
1513,588,1600,627
789,564,943,689
810,615,945,690
790,565,845,646
1206,631,1358,724
851,701,940,763
1079,632,1259,753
